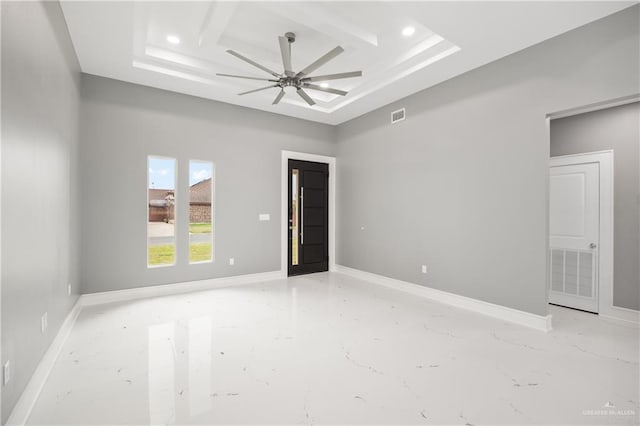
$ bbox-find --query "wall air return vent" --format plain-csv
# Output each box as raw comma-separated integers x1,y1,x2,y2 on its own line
550,248,595,298
391,108,406,124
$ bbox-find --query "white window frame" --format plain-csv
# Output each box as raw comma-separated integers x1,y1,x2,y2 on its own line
188,159,215,265
147,155,178,268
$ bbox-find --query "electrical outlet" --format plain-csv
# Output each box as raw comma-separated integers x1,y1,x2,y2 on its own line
229,258,234,266
41,312,48,333
421,265,428,274
68,283,71,296
3,361,10,386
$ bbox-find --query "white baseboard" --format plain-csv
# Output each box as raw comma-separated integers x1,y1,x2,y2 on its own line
334,265,553,332
80,270,285,307
6,299,83,425
600,306,640,327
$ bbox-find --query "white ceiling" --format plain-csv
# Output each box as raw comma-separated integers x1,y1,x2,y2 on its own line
60,1,634,125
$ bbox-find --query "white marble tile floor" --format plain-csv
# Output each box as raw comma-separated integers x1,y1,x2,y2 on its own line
27,272,639,425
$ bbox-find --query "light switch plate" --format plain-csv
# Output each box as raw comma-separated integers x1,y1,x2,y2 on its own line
3,361,10,386
41,312,48,333
259,214,270,221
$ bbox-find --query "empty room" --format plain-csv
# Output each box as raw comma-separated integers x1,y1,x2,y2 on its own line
1,1,639,425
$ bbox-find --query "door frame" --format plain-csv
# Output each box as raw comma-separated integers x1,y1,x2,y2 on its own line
548,150,634,321
281,151,336,276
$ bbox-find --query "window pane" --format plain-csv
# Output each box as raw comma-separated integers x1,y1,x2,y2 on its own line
189,161,213,263
148,156,176,267
291,169,299,266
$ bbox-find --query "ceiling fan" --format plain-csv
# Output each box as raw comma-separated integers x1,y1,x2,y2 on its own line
216,32,362,106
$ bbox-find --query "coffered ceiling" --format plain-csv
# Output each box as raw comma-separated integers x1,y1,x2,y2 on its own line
60,1,634,125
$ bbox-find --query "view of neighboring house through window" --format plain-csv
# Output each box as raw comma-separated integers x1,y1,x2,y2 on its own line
148,156,176,267
189,160,213,263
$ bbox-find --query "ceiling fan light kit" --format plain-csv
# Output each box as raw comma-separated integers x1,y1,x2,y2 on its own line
216,32,363,106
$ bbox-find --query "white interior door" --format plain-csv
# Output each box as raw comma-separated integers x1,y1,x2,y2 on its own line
549,162,599,312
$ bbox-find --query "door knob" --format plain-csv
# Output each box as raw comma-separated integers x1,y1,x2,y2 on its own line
589,243,597,249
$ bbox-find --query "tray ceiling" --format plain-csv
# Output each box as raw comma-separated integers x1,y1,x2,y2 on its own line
60,1,634,125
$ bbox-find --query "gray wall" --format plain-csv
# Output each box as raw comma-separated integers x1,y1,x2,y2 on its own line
335,6,639,316
551,102,640,310
1,1,81,422
79,75,335,294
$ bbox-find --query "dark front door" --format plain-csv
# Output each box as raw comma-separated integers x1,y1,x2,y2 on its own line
288,159,329,276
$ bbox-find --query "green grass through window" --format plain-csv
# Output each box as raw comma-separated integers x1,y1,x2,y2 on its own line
189,242,213,263
189,223,212,234
148,242,213,265
148,244,175,266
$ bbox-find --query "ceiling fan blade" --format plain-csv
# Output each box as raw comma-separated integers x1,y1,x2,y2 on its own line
217,73,278,82
272,89,285,105
296,46,344,77
303,83,348,96
278,36,293,77
226,50,280,78
238,84,279,96
296,88,316,106
301,71,362,82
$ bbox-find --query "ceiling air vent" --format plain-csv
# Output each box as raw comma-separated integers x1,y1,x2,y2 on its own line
391,108,406,124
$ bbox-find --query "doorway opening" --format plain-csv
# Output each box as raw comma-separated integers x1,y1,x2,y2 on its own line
547,98,640,324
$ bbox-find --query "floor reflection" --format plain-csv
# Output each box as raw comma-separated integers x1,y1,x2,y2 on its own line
148,322,176,424
188,316,212,417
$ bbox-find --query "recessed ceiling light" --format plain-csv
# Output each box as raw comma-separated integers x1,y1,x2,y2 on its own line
166,35,180,45
320,83,329,88
402,26,416,37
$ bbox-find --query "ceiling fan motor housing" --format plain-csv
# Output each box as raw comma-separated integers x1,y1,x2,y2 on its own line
282,78,298,88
